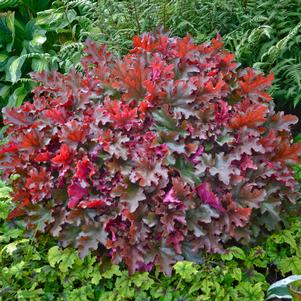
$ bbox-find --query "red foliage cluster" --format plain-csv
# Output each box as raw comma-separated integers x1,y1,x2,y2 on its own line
1,32,300,275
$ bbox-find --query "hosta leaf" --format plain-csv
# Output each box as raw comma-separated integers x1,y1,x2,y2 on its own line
0,0,18,9
0,11,15,52
31,58,49,72
0,84,10,100
30,29,47,47
0,51,8,64
36,8,77,31
21,0,50,11
7,55,26,83
266,275,301,301
7,85,27,107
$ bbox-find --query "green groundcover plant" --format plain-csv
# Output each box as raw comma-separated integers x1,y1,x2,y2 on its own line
0,32,300,275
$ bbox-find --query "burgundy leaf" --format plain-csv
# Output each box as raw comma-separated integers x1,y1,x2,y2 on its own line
196,182,225,212
67,182,89,209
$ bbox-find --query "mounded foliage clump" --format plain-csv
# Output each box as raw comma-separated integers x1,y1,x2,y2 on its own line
0,32,300,275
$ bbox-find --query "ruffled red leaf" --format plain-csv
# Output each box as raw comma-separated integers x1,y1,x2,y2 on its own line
43,108,67,124
34,151,51,162
67,182,89,209
0,142,19,154
273,140,301,163
52,144,72,165
238,68,274,101
104,100,138,130
2,107,32,127
21,130,41,149
78,198,106,208
25,168,52,202
230,105,267,129
61,120,86,145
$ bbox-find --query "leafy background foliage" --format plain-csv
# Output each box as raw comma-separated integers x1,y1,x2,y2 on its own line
2,0,301,113
44,0,301,110
0,0,102,114
109,0,301,118
0,0,52,111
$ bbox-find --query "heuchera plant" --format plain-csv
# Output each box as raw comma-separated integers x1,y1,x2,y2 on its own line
1,32,301,275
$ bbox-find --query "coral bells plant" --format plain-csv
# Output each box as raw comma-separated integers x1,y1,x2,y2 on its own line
1,32,301,274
